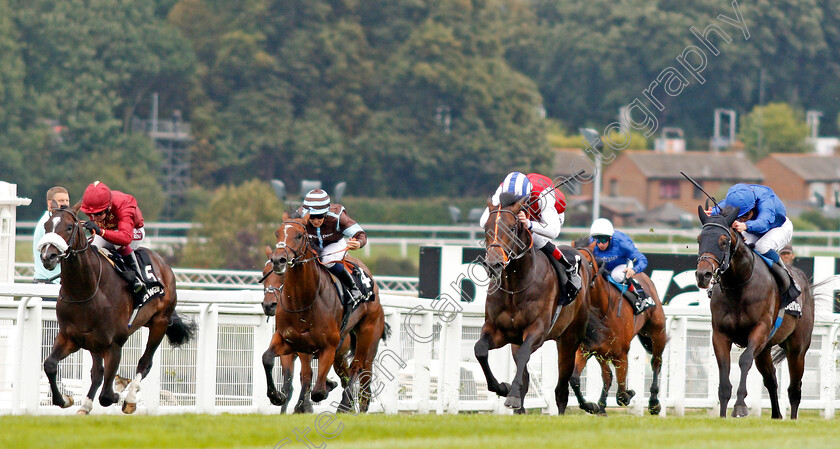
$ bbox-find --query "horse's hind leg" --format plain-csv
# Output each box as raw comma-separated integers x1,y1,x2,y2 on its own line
554,338,578,415
122,315,169,414
294,354,315,414
785,348,806,420
77,354,104,415
570,349,600,414
646,331,667,415
279,354,296,414
99,344,122,408
597,358,613,412
712,332,734,417
754,348,781,419
44,332,79,409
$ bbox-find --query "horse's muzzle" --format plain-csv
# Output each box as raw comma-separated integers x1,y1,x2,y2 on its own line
271,257,287,275
262,302,277,317
40,250,59,271
696,269,713,289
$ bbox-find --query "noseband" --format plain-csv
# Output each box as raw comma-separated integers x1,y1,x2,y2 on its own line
40,208,91,260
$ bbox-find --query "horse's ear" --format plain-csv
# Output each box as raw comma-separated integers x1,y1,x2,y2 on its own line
515,195,529,211
49,199,59,212
697,205,708,225
722,206,740,226
264,245,273,258
282,211,290,221
274,229,280,238
71,199,82,214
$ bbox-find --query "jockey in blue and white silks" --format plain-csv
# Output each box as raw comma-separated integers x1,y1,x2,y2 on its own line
708,183,792,265
588,218,648,285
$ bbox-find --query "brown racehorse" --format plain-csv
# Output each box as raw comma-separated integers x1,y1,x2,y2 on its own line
696,206,814,419
260,256,342,413
38,204,195,415
474,195,604,414
262,212,387,412
570,237,667,415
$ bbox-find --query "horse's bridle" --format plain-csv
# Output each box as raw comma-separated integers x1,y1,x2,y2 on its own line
698,221,754,288
485,206,533,267
274,220,313,268
47,208,92,259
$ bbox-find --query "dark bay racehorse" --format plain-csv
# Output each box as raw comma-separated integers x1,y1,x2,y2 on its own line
262,213,387,412
474,195,603,414
696,206,814,419
39,204,195,415
260,255,341,413
571,238,667,415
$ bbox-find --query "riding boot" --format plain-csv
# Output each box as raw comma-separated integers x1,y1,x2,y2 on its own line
539,244,575,305
769,260,801,307
327,263,363,306
122,251,147,306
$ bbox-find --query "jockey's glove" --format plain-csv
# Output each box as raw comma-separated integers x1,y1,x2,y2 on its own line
84,221,103,236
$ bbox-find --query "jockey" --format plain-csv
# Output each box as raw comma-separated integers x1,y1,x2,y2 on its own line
479,171,581,302
589,218,649,301
296,188,366,305
707,183,799,303
79,181,147,300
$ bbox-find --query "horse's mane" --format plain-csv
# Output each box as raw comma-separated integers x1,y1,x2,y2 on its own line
286,207,303,219
573,235,590,248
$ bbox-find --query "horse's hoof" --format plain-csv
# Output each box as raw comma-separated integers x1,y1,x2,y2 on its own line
732,405,749,418
495,382,511,398
99,393,119,407
616,390,635,407
268,390,288,407
504,396,522,409
513,407,526,415
649,400,662,415
57,394,74,409
122,401,137,415
580,401,600,415
326,379,338,393
311,389,327,403
75,408,89,415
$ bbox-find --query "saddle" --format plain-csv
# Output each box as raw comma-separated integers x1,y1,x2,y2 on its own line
538,247,579,307
100,248,165,308
604,272,655,315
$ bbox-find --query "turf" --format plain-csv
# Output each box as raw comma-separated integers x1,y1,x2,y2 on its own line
1,412,839,449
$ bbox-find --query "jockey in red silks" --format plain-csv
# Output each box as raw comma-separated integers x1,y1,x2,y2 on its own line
480,171,581,303
296,188,367,305
79,181,147,299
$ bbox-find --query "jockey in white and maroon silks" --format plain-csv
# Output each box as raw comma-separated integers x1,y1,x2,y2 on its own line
79,181,147,298
297,188,367,304
480,171,581,302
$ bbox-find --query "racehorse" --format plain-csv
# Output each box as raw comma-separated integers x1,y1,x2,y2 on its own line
474,194,603,414
696,205,814,419
39,204,195,415
570,237,667,415
260,255,342,413
262,211,387,412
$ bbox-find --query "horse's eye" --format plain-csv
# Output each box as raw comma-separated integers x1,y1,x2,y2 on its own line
295,234,302,240
66,225,73,232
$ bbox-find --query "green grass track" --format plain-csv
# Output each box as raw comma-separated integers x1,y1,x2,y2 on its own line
2,412,839,449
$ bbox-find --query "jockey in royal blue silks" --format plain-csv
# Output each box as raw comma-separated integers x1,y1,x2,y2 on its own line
479,171,581,304
588,218,650,302
707,183,800,304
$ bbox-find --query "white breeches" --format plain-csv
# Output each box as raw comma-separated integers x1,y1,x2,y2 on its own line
320,239,348,267
610,264,629,283
743,217,793,254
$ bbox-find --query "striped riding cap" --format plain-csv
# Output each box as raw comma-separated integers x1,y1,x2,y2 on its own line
492,172,531,205
303,189,331,215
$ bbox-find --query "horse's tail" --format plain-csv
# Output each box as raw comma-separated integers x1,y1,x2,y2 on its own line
811,276,839,314
582,305,610,348
636,334,654,355
166,312,198,348
382,322,392,342
771,346,788,365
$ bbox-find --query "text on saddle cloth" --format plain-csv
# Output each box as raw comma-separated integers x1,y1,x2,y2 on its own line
100,248,165,304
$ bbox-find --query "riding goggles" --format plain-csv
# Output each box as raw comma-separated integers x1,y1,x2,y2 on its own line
594,236,611,244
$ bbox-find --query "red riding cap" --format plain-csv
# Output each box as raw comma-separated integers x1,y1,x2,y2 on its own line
80,181,112,214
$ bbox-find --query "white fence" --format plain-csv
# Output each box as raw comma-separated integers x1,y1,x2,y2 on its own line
1,283,839,417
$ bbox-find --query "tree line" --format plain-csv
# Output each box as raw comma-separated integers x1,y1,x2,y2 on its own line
5,0,840,220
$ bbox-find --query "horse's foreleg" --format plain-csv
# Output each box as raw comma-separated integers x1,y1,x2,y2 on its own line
44,333,79,408
279,354,296,414
513,367,530,415
262,333,289,407
77,354,104,415
754,348,781,419
570,349,600,414
506,334,541,410
614,353,635,407
785,348,806,420
311,345,337,403
99,344,122,407
295,354,315,414
598,358,613,411
474,328,508,397
732,325,770,418
712,331,733,418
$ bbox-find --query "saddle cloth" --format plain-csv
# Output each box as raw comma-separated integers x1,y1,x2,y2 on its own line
100,248,165,306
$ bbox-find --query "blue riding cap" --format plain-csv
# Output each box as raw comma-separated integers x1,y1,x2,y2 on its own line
724,184,758,217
